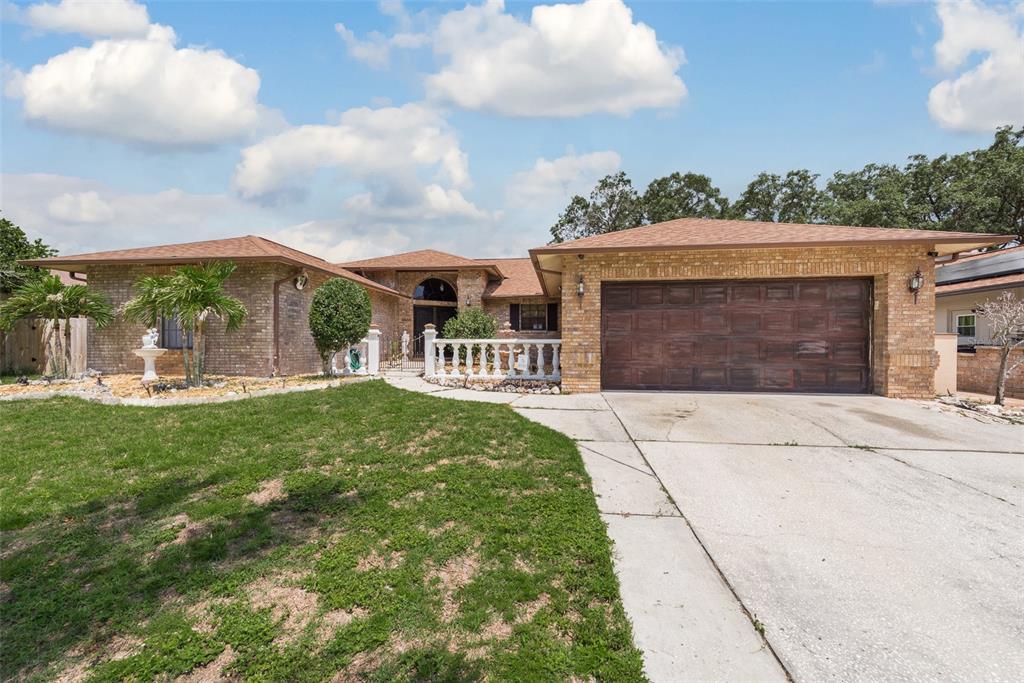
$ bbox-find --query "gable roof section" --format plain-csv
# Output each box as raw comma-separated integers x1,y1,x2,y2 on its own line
20,235,401,297
341,249,504,277
480,258,546,298
529,217,1010,297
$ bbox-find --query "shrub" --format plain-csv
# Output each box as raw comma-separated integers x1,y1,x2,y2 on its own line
309,278,372,375
441,308,497,339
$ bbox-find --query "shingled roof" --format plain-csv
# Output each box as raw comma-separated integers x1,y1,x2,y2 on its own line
530,217,1010,297
341,249,504,277
20,235,401,296
481,258,546,298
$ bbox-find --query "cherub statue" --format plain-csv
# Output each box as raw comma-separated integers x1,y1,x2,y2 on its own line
142,328,159,349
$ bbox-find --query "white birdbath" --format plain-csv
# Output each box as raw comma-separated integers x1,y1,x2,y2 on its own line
133,328,167,383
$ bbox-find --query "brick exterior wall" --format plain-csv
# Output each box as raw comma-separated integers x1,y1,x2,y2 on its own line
85,262,401,377
483,297,562,340
957,347,1024,399
558,245,937,398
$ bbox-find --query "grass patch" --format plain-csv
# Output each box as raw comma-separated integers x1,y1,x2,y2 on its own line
0,381,645,681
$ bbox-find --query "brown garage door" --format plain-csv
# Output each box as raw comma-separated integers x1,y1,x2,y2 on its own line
601,279,872,393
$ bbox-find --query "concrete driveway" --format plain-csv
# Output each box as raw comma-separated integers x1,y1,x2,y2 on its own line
516,392,1024,683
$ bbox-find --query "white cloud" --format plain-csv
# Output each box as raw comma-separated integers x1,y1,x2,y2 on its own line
5,21,278,146
927,0,1024,132
232,103,470,201
263,222,414,263
0,174,274,255
508,150,621,201
424,0,685,117
47,190,115,223
23,0,150,38
335,0,429,69
334,24,392,69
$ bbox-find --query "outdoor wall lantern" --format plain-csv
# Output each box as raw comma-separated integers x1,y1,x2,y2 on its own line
908,268,924,303
576,275,585,297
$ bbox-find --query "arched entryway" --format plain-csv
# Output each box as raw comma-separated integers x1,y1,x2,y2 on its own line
413,278,457,355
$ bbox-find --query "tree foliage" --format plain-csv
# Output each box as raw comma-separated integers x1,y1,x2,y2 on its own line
0,274,113,377
122,262,247,386
308,277,372,375
550,172,642,243
548,126,1023,243
441,307,498,339
642,172,729,224
1,217,56,294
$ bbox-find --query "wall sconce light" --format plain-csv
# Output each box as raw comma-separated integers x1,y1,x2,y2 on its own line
576,275,585,297
908,267,924,303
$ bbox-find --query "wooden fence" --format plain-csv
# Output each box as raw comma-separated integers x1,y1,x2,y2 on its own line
1,318,88,375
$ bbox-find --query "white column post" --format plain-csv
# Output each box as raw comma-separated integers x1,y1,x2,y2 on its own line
366,325,380,376
551,342,561,380
423,324,436,377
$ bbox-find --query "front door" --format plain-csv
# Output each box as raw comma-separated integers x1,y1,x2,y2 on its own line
414,305,457,355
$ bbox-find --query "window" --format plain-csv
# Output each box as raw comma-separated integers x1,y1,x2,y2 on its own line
160,314,193,349
520,303,547,331
413,278,456,302
509,303,559,331
955,314,976,338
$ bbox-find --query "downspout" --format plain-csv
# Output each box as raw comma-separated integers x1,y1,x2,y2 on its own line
272,270,299,376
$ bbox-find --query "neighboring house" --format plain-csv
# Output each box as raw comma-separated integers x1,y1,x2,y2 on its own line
935,246,1024,349
934,245,1024,399
24,218,1005,398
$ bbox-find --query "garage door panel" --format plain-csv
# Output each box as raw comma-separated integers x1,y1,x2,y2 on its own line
635,311,664,331
602,279,871,393
730,312,761,334
698,311,728,332
634,286,664,305
604,339,633,361
604,311,633,331
666,285,695,304
665,310,696,331
763,311,796,332
603,286,633,308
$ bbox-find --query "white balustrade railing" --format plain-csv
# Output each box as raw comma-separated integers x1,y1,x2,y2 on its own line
423,326,560,381
331,326,380,376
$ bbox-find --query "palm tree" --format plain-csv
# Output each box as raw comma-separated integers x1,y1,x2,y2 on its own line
0,274,114,377
123,262,247,386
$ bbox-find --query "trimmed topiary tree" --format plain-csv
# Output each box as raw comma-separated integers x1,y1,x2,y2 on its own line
441,307,498,340
309,277,372,375
442,308,498,364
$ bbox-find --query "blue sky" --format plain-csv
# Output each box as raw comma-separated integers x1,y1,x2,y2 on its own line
2,0,1021,260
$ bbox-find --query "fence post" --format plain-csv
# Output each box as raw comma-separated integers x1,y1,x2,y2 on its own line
366,325,380,376
423,324,436,377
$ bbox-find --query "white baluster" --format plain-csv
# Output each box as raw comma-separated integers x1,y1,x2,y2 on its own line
466,344,475,378
436,342,446,377
490,343,500,377
551,343,561,380
451,343,462,378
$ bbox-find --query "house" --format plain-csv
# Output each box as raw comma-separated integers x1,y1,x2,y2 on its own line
22,236,405,377
935,245,1024,348
934,245,1024,398
23,218,1006,398
341,250,559,355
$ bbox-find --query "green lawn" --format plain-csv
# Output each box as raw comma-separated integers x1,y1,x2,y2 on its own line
0,381,645,682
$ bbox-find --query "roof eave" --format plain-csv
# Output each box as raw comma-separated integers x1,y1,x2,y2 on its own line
529,234,1009,257
19,255,404,298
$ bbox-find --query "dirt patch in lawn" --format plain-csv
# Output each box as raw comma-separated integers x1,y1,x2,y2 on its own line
246,479,286,505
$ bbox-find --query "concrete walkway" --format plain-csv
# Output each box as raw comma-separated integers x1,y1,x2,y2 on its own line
384,375,787,682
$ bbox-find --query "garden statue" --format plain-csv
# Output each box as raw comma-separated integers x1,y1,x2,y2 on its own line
134,328,167,383
401,330,410,359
